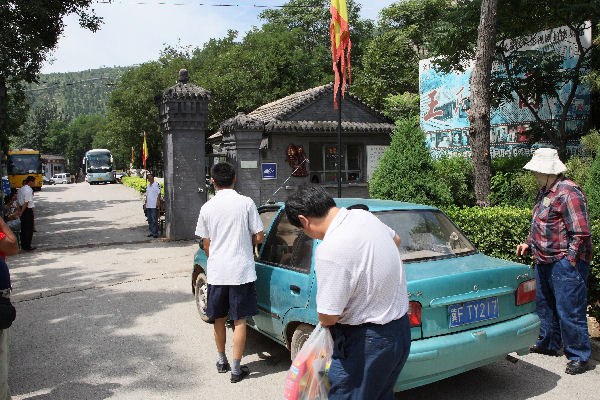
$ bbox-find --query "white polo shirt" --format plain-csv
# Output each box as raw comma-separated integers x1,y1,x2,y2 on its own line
17,185,34,209
315,208,408,325
145,181,161,209
195,189,264,285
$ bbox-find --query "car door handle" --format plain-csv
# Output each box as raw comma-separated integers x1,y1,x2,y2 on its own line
290,285,301,294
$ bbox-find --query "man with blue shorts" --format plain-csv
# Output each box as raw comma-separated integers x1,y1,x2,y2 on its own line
195,162,264,383
285,184,411,399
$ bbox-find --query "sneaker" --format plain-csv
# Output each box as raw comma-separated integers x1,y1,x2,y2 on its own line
216,361,230,373
565,360,588,375
230,365,249,383
529,345,559,356
147,234,154,237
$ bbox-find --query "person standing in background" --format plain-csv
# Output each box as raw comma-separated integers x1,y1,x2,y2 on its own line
516,148,592,375
17,176,36,251
0,217,20,399
143,173,161,239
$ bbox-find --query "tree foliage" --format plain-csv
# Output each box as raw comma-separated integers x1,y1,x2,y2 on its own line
351,0,449,109
0,1,101,147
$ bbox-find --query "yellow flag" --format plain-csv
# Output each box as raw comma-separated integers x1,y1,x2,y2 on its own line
330,0,351,108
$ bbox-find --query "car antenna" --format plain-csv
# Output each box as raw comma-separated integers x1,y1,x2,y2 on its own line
266,157,309,204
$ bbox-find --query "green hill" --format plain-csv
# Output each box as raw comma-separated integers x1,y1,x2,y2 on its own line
25,66,130,119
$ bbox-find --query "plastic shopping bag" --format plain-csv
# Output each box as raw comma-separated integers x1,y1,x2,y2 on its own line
284,324,333,400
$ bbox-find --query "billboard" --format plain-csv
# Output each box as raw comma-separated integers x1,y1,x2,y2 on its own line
419,23,592,158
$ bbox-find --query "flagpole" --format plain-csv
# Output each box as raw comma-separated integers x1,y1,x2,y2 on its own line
337,60,342,198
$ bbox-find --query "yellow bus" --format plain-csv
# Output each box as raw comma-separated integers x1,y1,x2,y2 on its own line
7,149,43,191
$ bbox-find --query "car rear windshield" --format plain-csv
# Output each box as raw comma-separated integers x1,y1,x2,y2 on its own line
374,210,477,263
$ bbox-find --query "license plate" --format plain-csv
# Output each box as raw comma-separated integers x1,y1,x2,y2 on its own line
448,297,499,328
98,178,102,180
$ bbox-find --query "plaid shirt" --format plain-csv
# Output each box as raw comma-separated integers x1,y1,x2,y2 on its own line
527,175,592,265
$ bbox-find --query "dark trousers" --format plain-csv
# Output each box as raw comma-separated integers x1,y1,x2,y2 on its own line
328,314,411,400
535,258,591,361
146,208,158,237
20,208,34,249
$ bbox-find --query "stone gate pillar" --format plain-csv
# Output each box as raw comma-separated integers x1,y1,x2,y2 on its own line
220,113,264,205
155,69,211,240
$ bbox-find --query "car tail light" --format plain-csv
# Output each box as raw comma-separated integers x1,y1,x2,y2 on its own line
516,279,536,305
408,301,422,327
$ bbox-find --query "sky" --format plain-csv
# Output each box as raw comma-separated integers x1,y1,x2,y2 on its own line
41,0,398,74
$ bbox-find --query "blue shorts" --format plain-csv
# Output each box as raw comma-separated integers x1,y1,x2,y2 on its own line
206,281,258,321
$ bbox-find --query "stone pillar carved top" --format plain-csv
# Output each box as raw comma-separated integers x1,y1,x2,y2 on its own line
155,69,211,132
156,70,210,240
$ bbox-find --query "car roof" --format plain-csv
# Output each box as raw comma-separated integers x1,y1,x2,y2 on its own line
265,198,438,212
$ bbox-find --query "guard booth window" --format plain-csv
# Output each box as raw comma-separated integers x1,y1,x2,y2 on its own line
259,212,313,274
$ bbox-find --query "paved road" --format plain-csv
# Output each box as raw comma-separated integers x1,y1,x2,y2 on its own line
6,183,600,399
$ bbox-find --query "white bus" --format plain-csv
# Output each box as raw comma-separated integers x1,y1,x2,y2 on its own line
83,149,115,184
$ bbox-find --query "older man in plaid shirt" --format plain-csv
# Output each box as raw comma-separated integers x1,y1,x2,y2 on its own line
516,148,592,375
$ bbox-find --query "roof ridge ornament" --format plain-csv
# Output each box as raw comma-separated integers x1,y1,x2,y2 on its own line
178,69,189,84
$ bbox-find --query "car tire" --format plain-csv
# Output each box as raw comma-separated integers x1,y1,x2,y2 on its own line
194,272,211,323
290,323,315,360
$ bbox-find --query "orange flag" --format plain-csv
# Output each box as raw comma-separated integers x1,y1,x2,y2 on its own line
330,0,351,108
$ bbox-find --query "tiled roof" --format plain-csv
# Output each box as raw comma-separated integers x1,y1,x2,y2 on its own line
215,83,394,136
265,120,395,134
248,82,391,123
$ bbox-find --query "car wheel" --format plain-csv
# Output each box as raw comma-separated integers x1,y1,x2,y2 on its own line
194,272,211,323
290,323,315,360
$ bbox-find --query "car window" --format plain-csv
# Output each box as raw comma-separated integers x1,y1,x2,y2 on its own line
259,210,279,233
259,212,313,274
375,210,476,263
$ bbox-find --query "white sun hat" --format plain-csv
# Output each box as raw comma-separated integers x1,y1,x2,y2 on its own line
523,147,567,175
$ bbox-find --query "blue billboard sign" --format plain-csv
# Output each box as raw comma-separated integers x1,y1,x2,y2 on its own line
419,23,591,158
262,163,277,180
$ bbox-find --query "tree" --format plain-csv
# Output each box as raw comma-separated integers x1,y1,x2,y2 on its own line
13,103,64,151
0,1,101,148
351,0,449,109
469,0,498,205
369,117,452,206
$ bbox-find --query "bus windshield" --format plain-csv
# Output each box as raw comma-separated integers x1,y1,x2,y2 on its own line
8,154,42,175
86,153,112,173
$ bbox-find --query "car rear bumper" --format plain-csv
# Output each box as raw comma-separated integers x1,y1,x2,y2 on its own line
395,313,540,391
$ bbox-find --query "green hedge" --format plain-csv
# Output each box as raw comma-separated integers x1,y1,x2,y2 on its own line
121,176,164,196
445,206,600,321
444,206,532,263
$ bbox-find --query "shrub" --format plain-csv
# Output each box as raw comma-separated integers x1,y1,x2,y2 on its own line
369,118,452,207
491,155,530,174
590,220,600,322
564,155,592,187
444,205,532,263
488,171,537,208
583,153,600,221
121,176,165,196
433,155,475,207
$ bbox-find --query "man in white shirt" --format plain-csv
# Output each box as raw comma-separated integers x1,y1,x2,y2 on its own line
285,184,411,400
17,176,36,251
195,162,264,383
143,173,161,238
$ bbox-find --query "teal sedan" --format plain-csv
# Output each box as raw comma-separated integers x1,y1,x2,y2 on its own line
191,198,540,391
